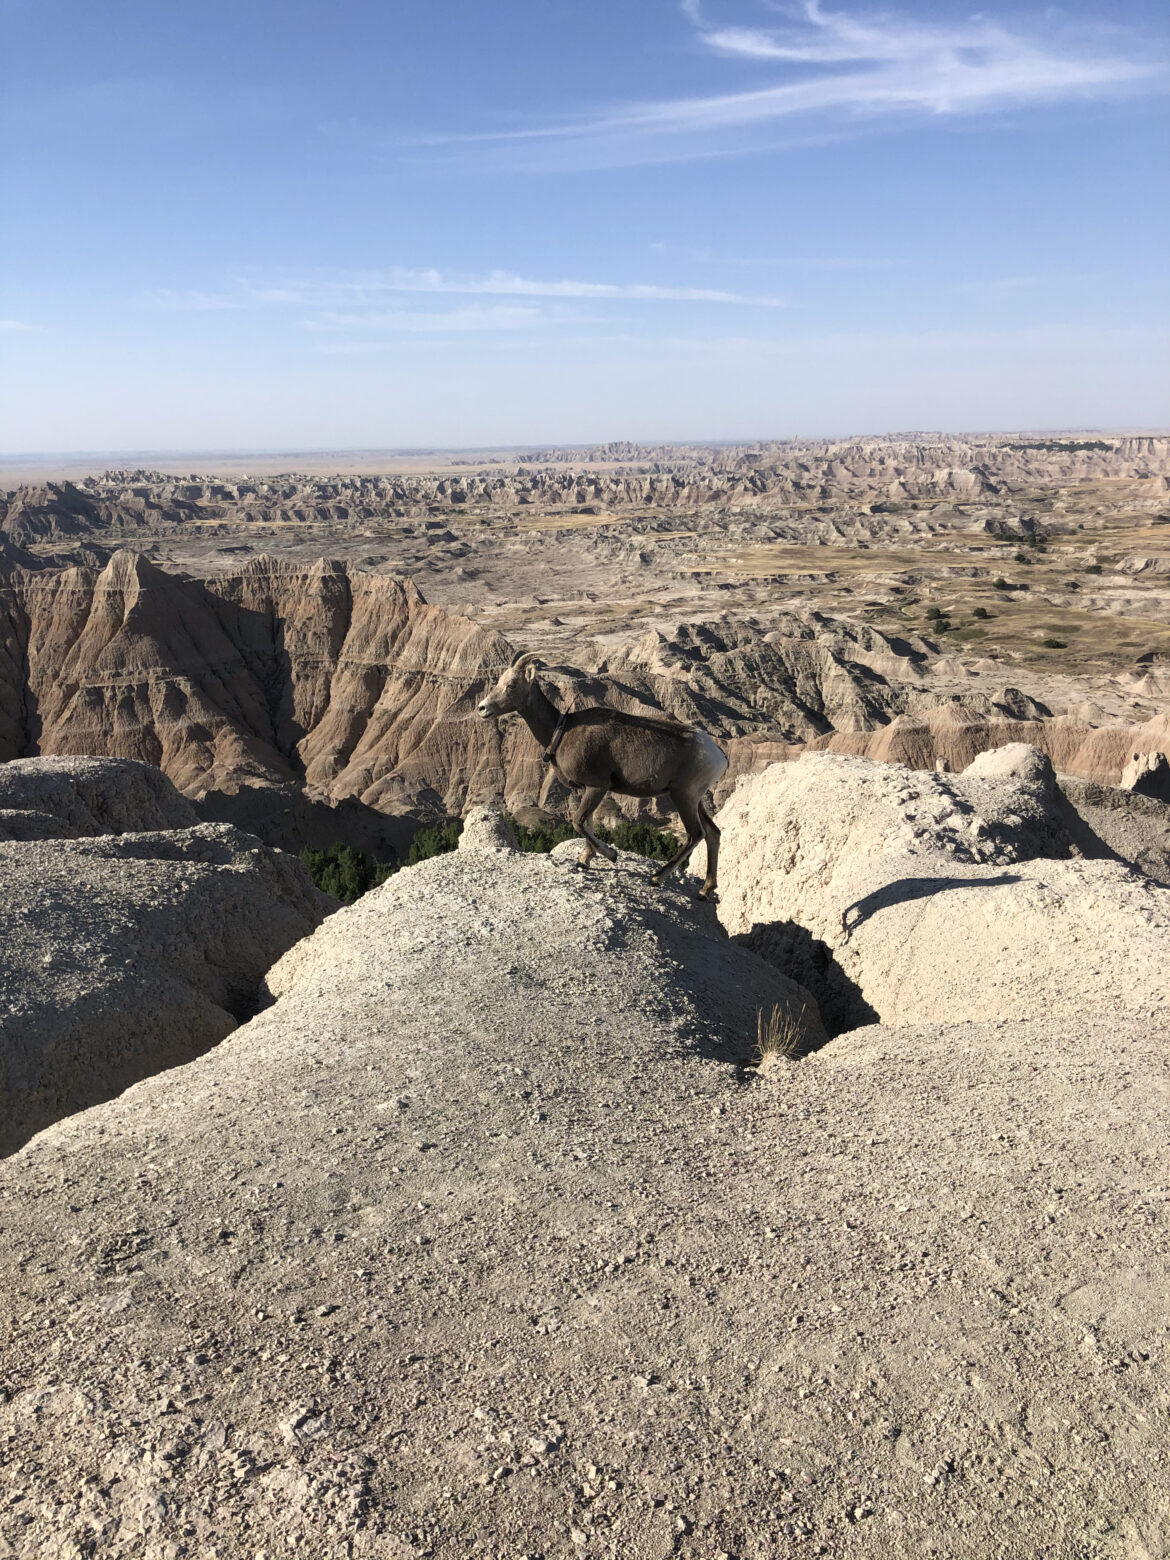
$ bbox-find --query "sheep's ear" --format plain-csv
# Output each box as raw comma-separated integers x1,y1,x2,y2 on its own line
524,661,541,681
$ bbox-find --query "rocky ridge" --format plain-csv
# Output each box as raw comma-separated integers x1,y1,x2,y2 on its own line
3,437,1167,544
0,548,1007,826
809,702,1170,787
0,550,515,820
708,750,1170,1035
0,762,331,1155
0,753,198,840
4,549,1168,852
0,763,1166,1557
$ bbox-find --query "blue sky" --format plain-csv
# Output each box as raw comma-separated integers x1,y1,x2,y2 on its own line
1,0,1167,451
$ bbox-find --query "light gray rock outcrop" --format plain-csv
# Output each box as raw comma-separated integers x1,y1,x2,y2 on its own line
710,752,1170,1031
0,755,198,840
456,801,517,852
1057,773,1170,885
0,823,331,1154
1121,747,1170,801
962,740,1055,791
0,835,1164,1556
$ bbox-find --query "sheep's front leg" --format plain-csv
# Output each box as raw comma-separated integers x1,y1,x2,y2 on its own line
572,786,615,869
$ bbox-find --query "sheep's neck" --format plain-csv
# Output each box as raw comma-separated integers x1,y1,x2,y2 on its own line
519,681,561,750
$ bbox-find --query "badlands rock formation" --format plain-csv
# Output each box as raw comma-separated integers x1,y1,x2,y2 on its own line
1,784,1166,1557
3,436,1167,542
1121,747,1170,801
813,703,1170,789
0,548,994,825
0,783,330,1154
711,751,1170,1034
0,549,514,813
0,754,198,840
3,547,1167,847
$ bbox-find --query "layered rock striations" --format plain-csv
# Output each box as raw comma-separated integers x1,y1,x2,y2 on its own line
0,550,973,822
3,436,1167,543
811,701,1170,787
2,550,1167,834
0,550,518,816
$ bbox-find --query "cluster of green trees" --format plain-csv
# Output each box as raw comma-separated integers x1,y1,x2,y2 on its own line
1017,439,1112,453
297,844,397,904
991,525,1047,551
299,814,679,902
921,603,997,631
509,815,675,861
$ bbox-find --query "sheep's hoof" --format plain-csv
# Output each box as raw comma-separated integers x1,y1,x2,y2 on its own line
575,858,591,873
698,884,717,902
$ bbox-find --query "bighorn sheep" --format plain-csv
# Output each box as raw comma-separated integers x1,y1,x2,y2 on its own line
477,652,728,898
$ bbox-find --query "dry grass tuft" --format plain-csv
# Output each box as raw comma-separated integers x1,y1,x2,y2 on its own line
754,1003,808,1069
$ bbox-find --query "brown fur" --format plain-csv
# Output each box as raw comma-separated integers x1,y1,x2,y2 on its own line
477,654,728,898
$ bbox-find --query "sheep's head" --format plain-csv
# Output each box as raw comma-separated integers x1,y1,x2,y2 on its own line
478,652,543,719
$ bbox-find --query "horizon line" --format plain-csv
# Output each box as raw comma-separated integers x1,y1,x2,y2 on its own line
2,425,1168,466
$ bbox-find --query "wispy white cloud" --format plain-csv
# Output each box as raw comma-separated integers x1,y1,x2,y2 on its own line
944,270,1109,296
647,240,899,270
145,268,785,311
0,320,37,332
416,1,1163,163
696,4,1030,67
303,304,548,334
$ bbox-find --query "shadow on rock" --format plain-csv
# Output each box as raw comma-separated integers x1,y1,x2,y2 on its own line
195,784,419,861
732,920,879,1040
840,873,1023,936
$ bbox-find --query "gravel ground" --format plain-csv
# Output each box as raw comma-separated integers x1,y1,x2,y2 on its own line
0,834,1166,1559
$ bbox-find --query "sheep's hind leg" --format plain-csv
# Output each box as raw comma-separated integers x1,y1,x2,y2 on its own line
653,791,704,888
697,800,720,900
572,786,616,869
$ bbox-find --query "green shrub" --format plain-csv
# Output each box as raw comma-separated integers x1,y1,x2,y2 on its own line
1041,637,1068,649
1018,439,1111,453
301,812,684,905
601,819,677,862
510,817,579,853
299,843,399,904
924,605,943,620
992,577,1010,590
1014,552,1033,565
407,821,462,864
508,814,677,862
1085,563,1103,574
972,606,991,619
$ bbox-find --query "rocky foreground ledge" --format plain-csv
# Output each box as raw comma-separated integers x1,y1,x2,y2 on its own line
0,761,1167,1558
0,758,332,1155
